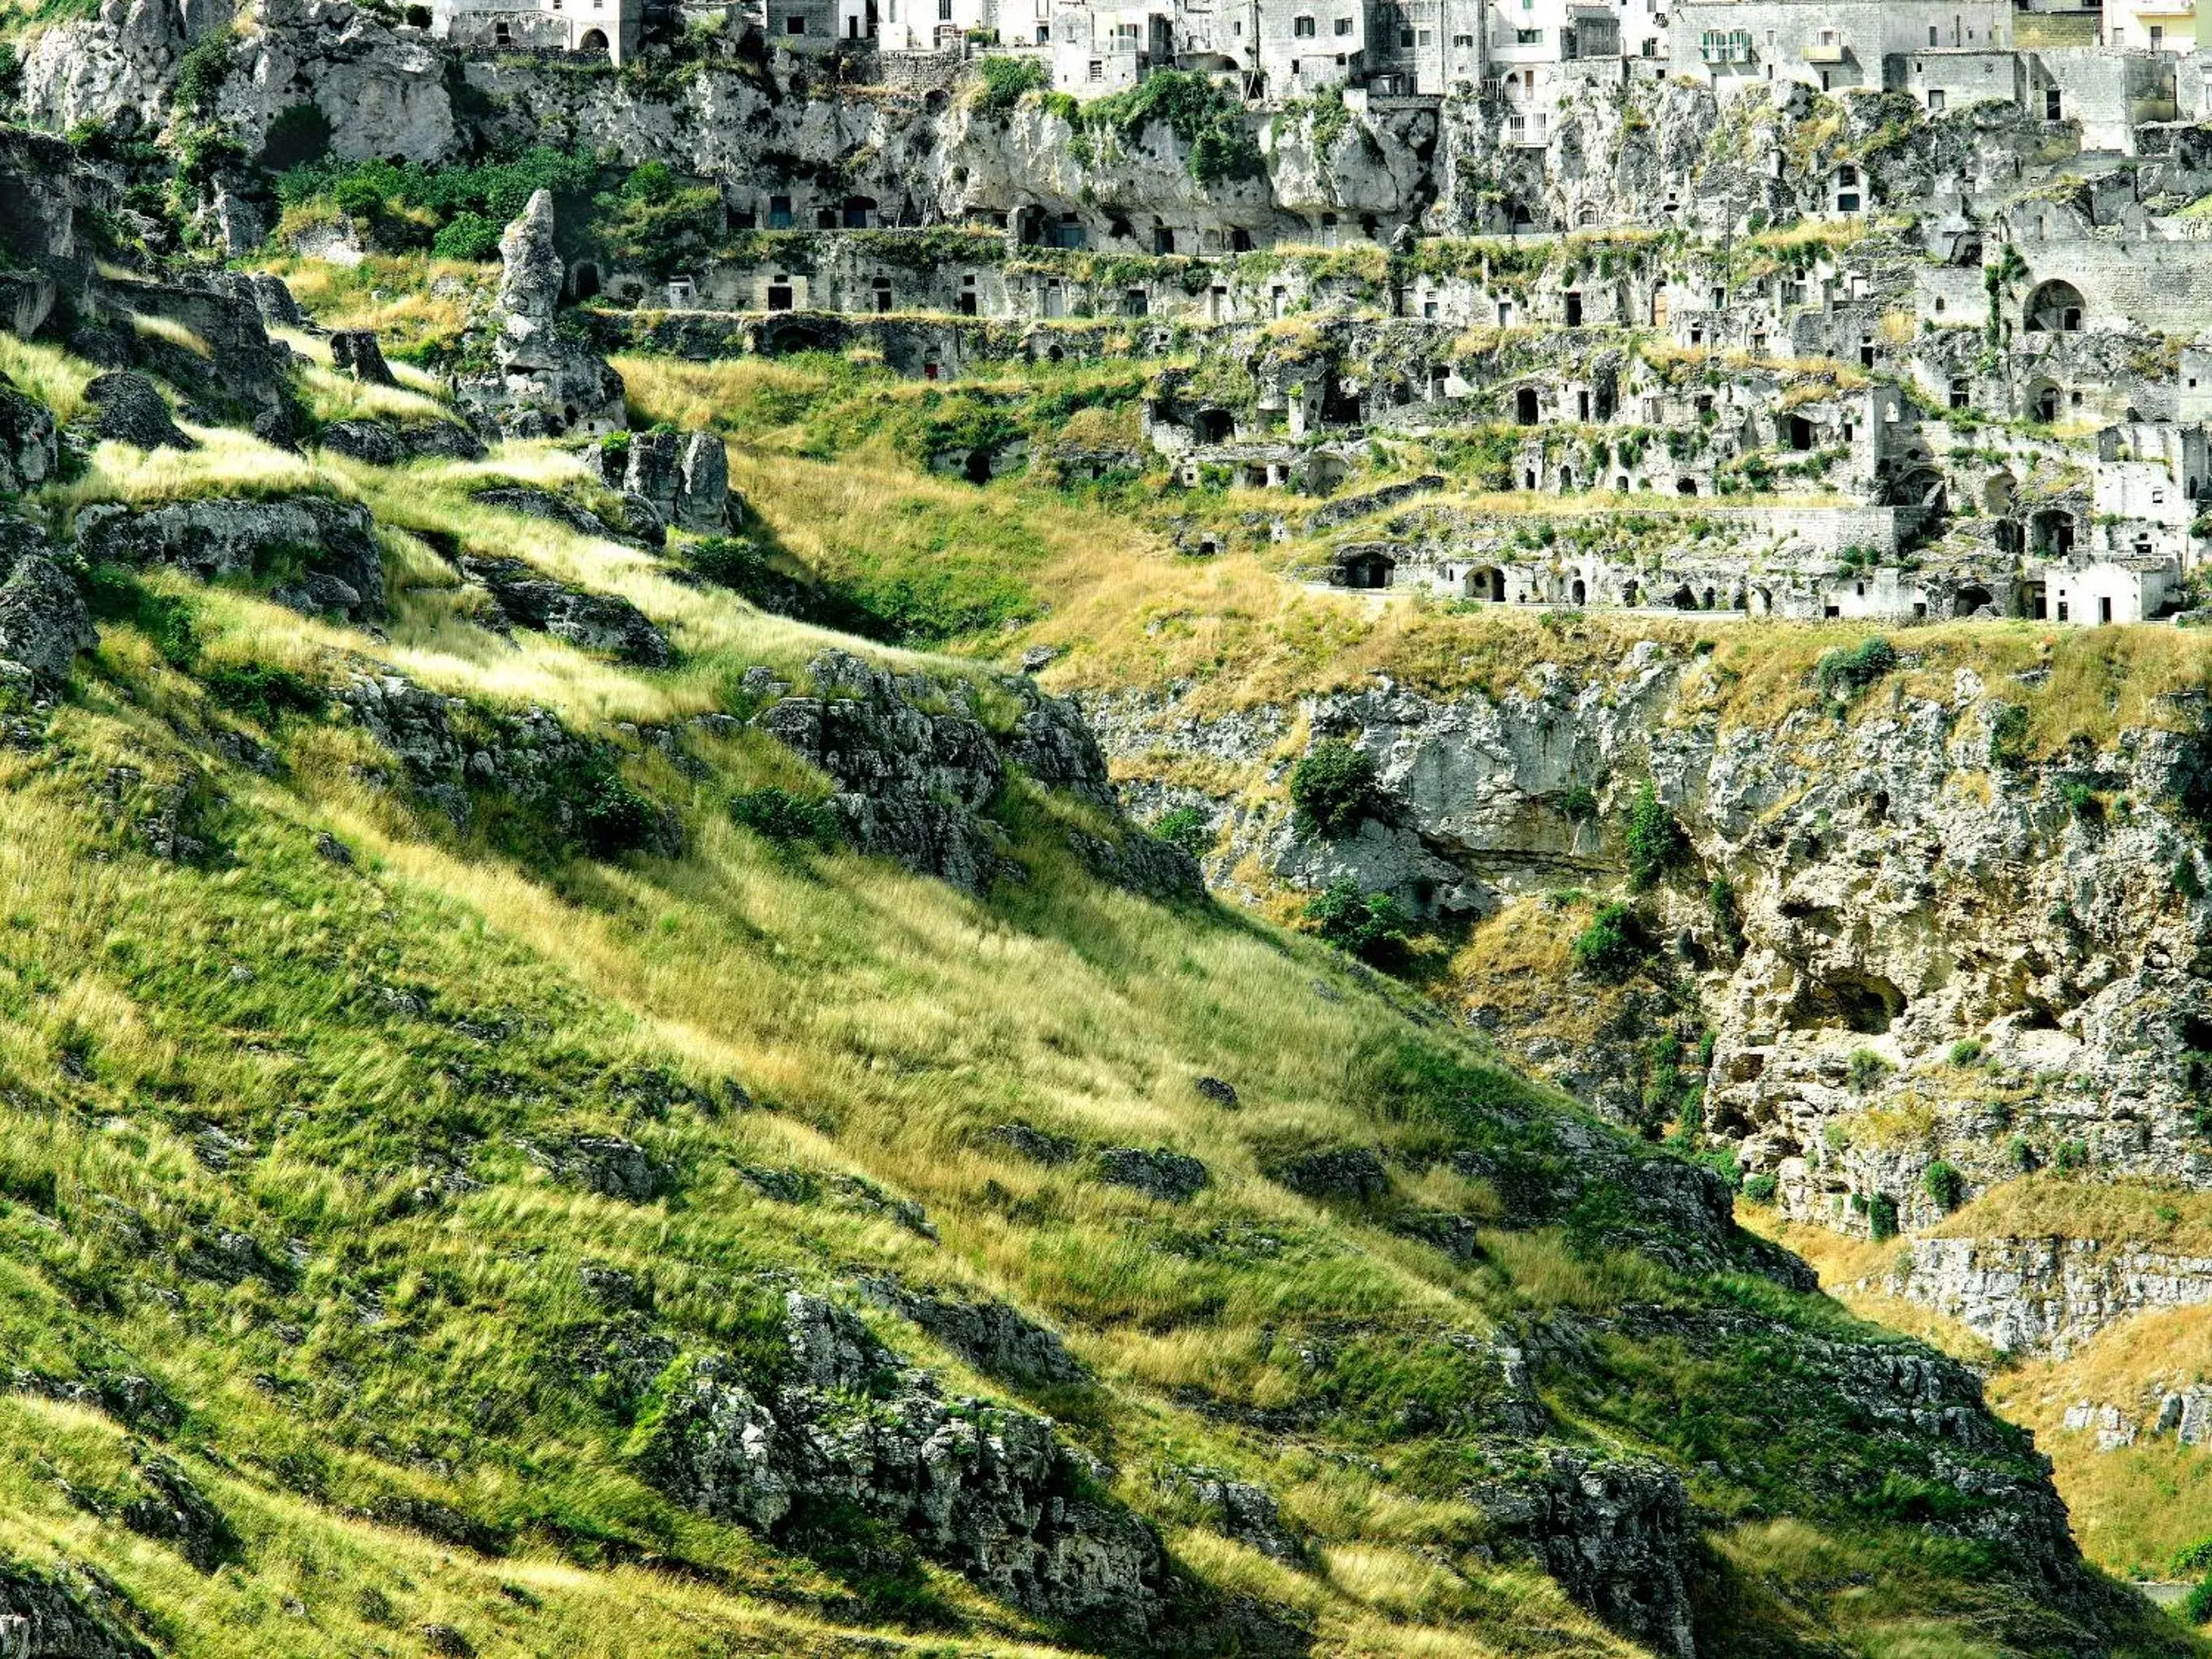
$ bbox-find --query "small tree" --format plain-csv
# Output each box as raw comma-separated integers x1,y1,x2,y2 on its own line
1846,1048,1894,1093
1570,902,1647,982
1623,782,1683,890
1922,1160,1964,1212
1152,805,1210,857
1304,882,1411,971
1291,739,1383,838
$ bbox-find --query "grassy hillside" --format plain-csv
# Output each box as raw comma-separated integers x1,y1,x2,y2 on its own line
0,239,2185,1656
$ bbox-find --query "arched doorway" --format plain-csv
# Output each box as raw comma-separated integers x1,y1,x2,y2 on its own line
1571,577,1587,605
1516,387,1539,425
1622,579,1640,606
1195,408,1234,443
1557,465,1575,493
2031,508,2075,555
1787,415,1814,451
1671,585,1697,610
964,448,994,485
2027,380,2060,423
1677,477,1698,496
1465,565,1506,602
2024,280,2085,333
1953,584,1993,617
577,26,609,54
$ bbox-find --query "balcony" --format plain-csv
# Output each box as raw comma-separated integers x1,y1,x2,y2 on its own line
1803,36,1846,62
1507,112,1549,145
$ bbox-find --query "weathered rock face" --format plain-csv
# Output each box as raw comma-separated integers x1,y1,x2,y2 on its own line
1096,1145,1209,1204
1092,646,2212,1264
647,1291,1166,1643
0,384,60,494
75,494,385,622
453,192,625,441
81,372,190,453
318,416,486,466
1865,1235,2212,1356
121,1457,235,1573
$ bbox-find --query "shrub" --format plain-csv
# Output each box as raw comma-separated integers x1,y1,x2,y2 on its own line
1948,1039,1983,1066
430,211,503,262
1868,1192,1899,1242
1846,1048,1893,1093
1570,901,1647,982
2006,1134,2036,1173
1922,1160,1964,1212
1708,873,1744,955
2173,1539,2212,1577
974,55,1047,113
1988,703,2031,771
1561,783,1598,821
1622,782,1683,890
2062,779,2104,825
172,33,231,118
1291,739,1382,838
2053,1137,2089,1173
567,758,660,859
729,787,839,848
2188,1577,2212,1627
202,662,327,725
1304,882,1409,971
1743,1173,1779,1204
1814,635,1898,700
1152,805,1210,857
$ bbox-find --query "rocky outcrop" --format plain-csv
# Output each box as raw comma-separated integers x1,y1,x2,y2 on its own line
0,553,97,687
1478,1451,1696,1659
337,673,681,856
455,555,670,667
1093,644,2212,1260
1160,1468,1304,1562
454,192,625,442
856,1275,1088,1387
122,1457,235,1573
0,384,59,494
1095,1145,1208,1203
646,1291,1166,1642
1862,1235,2212,1356
75,495,385,622
603,431,732,534
81,372,189,453
0,1557,152,1658
318,417,486,466
327,329,395,386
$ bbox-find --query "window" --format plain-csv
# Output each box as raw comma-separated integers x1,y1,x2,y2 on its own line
2154,488,2167,504
768,194,792,228
784,11,804,30
1400,27,1413,44
1517,27,1540,43
1452,31,1472,45
1927,24,1937,44
1294,14,1315,33
938,0,951,18
1417,27,1430,43
1036,21,1047,38
1927,89,1944,112
1333,15,1350,33
1087,58,1102,76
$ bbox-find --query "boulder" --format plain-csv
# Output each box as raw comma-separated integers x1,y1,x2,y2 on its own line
0,382,59,493
0,1557,152,1658
1269,1146,1389,1201
561,1134,669,1203
675,433,730,531
83,371,189,451
327,329,395,386
1096,1146,1208,1203
0,554,95,686
856,1275,1088,1387
1162,1468,1303,1561
75,494,385,623
456,555,670,667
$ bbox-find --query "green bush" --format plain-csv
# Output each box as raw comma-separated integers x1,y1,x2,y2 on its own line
567,758,660,859
2053,1137,2089,1173
1561,783,1598,821
1868,1193,1899,1242
1078,69,1263,185
1814,635,1898,700
729,787,840,848
1743,1173,1779,1204
1846,1048,1893,1093
974,55,1047,113
1622,781,1682,890
1922,1160,1963,1212
172,33,231,118
1708,873,1744,954
1948,1039,1983,1066
1570,901,1647,982
1291,738,1382,838
2188,1576,2212,1627
1304,882,1409,972
1988,703,2031,771
2173,1539,2212,1576
1152,805,1210,857
430,211,503,262
202,662,327,725
2006,1134,2036,1173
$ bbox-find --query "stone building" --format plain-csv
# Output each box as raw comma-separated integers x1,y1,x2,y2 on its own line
431,0,642,62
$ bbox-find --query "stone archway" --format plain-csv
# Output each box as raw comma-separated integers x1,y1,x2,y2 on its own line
2024,279,2085,333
